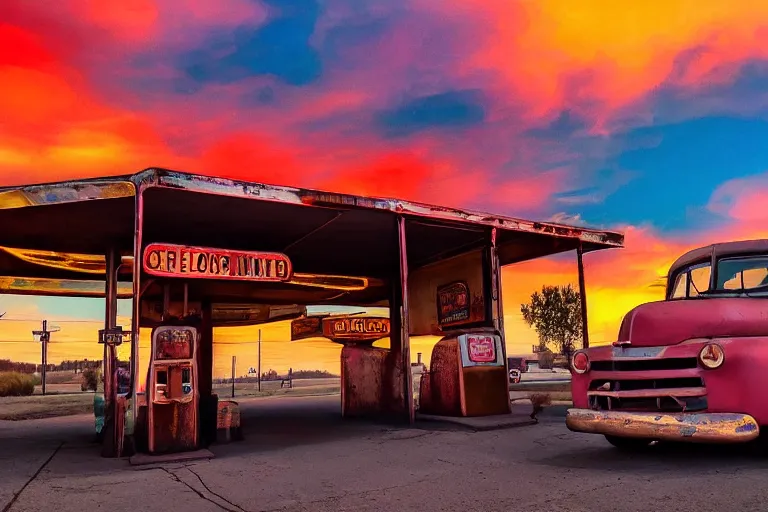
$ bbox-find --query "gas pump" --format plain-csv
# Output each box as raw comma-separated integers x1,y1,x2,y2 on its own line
147,325,199,453
418,330,509,416
411,248,511,417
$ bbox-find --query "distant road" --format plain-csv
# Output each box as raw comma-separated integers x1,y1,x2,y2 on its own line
519,370,571,385
519,378,570,385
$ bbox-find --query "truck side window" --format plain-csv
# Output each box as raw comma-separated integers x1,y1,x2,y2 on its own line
670,263,711,298
671,273,688,298
689,266,711,297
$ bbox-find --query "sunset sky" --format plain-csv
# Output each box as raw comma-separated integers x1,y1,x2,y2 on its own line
3,1,768,376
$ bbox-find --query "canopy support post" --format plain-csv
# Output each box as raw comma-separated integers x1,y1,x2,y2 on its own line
101,247,120,457
577,242,589,349
395,215,414,423
129,186,144,448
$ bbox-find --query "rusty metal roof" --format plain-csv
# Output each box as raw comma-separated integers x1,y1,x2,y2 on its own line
0,168,624,305
0,167,624,251
669,239,768,275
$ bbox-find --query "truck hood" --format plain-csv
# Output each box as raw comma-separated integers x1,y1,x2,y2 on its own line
617,297,768,347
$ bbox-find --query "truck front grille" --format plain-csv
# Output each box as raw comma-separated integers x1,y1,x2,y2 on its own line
590,358,698,372
588,377,706,413
589,395,708,413
589,377,703,391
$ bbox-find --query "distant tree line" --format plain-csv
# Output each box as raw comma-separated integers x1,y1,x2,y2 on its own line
0,360,37,373
289,369,338,379
0,359,101,374
55,359,102,372
213,369,338,384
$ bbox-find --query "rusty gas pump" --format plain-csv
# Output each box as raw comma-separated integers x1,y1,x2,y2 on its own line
147,325,199,453
412,248,511,418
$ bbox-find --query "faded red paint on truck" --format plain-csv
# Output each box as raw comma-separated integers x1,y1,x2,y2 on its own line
616,298,768,348
568,240,768,445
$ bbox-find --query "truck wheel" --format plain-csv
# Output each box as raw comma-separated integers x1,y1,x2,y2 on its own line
604,435,652,451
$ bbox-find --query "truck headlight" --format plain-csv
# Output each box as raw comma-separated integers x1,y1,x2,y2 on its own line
571,351,590,374
699,343,725,369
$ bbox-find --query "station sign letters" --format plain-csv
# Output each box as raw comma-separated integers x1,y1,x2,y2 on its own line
143,243,292,282
466,335,496,363
436,281,471,327
322,316,390,343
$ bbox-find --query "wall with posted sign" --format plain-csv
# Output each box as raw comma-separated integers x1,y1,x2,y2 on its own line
408,249,487,336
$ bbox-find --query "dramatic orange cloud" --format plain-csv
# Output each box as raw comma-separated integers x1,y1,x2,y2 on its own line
196,133,303,185
457,0,768,122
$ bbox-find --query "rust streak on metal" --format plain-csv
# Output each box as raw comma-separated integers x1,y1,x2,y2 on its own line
0,277,133,298
0,180,135,209
134,168,623,249
566,408,759,443
1,168,624,252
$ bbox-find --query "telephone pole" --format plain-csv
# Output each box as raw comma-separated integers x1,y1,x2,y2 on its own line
231,356,236,398
32,320,59,395
257,329,262,392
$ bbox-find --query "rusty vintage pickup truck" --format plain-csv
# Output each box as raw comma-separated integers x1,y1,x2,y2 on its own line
567,239,768,449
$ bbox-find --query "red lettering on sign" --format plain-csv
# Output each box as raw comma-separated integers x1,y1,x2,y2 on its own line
143,244,292,282
467,336,496,363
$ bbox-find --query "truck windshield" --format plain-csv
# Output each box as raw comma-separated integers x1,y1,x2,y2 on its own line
717,256,768,291
671,256,768,298
671,263,711,298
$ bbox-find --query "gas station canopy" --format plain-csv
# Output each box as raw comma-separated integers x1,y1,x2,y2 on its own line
0,168,623,308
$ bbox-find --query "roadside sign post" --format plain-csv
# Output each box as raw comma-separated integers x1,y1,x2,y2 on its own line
231,355,236,398
32,320,59,396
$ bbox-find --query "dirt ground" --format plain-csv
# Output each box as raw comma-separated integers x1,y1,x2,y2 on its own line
0,378,343,421
3,395,768,512
0,394,94,420
3,372,573,421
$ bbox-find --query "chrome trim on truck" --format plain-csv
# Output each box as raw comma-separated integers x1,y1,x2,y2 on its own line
566,408,759,443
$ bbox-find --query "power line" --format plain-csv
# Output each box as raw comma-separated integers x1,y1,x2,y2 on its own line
0,318,124,324
0,339,318,344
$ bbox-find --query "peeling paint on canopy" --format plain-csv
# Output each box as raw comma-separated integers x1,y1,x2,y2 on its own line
0,168,624,250
0,180,135,209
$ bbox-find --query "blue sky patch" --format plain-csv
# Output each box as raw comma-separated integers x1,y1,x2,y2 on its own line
376,89,487,137
179,0,323,87
569,116,768,231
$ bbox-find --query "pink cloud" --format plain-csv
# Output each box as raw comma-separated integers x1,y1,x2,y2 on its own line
709,172,768,222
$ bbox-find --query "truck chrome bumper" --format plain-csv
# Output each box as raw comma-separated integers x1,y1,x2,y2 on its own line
566,408,760,443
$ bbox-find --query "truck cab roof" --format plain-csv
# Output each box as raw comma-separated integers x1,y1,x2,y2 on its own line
666,239,768,298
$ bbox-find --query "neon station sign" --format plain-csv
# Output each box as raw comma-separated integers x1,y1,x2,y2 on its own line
143,243,292,282
322,316,390,343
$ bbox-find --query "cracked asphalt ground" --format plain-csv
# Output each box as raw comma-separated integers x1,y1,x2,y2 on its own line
4,395,768,512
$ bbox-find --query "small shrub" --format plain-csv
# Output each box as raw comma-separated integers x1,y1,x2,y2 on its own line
81,368,100,392
0,372,36,397
529,392,552,420
538,350,555,370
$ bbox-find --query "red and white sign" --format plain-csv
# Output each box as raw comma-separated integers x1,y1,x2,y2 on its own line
143,243,292,282
467,335,496,363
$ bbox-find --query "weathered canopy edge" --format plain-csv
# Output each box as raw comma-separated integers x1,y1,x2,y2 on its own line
141,168,624,249
0,167,624,250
